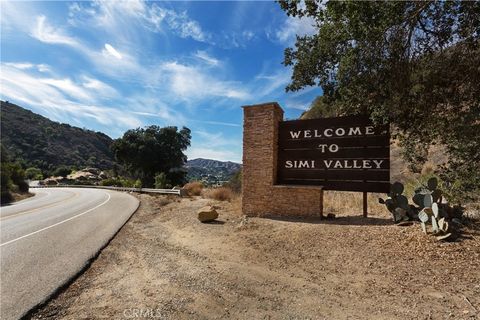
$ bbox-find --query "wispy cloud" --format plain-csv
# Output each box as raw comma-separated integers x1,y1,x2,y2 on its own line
194,50,220,67
161,61,250,101
150,6,209,42
186,130,241,162
68,1,210,43
0,63,142,130
275,15,316,45
31,15,79,47
4,62,51,73
189,119,241,127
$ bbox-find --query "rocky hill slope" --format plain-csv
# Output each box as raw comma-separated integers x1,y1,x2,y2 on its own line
1,101,115,174
186,158,241,183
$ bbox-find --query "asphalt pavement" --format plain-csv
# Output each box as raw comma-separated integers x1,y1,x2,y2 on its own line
0,188,139,319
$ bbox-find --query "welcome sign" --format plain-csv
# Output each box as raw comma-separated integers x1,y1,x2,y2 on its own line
277,115,390,193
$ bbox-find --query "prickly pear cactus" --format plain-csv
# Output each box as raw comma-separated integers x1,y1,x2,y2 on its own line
379,177,462,241
379,182,411,223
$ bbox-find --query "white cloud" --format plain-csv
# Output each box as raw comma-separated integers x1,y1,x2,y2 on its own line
4,62,35,70
31,15,79,47
186,147,240,163
275,16,316,45
189,119,241,127
68,1,210,43
104,43,122,59
147,5,209,42
185,129,242,162
81,76,118,98
254,69,291,98
194,51,220,67
0,63,142,130
40,78,93,102
161,61,250,101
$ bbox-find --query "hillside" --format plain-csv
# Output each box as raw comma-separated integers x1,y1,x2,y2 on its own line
0,101,115,173
186,158,241,184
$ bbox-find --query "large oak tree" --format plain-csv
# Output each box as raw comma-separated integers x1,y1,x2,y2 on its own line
279,0,480,201
111,126,191,187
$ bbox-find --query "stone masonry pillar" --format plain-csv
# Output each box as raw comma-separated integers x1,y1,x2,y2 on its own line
242,102,283,216
242,102,323,217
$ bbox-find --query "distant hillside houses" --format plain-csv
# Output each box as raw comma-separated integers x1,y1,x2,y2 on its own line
185,158,241,186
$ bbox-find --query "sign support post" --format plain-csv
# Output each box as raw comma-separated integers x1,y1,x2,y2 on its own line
363,192,368,217
319,188,324,218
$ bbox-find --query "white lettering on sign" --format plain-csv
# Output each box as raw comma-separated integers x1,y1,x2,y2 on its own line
348,127,361,135
318,144,339,153
322,160,385,169
290,131,301,139
289,126,377,139
285,160,315,169
365,126,374,135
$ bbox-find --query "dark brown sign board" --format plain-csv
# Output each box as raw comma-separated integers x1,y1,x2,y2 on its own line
277,115,390,193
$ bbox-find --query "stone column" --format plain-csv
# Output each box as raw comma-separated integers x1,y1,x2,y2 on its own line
242,102,283,216
242,102,323,217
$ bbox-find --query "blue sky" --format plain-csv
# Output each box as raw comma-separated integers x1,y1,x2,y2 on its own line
1,1,321,162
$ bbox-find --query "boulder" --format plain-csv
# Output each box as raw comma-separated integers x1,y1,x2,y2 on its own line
197,206,218,223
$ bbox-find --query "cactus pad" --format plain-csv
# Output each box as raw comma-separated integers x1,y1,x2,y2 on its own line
418,210,429,223
413,193,425,207
423,194,433,208
391,182,404,195
427,177,438,190
432,203,439,218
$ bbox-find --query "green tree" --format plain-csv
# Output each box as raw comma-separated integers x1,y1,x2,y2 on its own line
25,167,43,180
53,166,71,178
111,126,191,187
278,1,480,202
1,145,29,203
301,96,342,119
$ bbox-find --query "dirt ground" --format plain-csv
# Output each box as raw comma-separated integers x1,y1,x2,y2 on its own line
31,193,480,320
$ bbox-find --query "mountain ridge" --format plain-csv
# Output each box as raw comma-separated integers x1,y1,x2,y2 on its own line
1,101,115,174
186,158,241,183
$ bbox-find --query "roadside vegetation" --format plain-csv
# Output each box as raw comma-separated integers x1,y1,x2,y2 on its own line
1,145,30,204
111,125,191,188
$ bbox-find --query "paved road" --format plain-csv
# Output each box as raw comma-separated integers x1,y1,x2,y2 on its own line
0,188,139,320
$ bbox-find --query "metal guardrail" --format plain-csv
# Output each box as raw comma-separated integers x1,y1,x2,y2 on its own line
30,184,185,196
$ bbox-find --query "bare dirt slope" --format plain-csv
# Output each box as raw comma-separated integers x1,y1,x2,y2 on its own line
31,194,480,320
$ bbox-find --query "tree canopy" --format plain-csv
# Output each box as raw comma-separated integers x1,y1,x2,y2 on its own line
111,126,191,187
279,0,480,201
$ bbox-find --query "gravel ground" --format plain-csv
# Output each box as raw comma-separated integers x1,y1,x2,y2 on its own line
30,193,480,320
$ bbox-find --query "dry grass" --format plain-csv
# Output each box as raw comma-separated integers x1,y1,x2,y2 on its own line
323,191,388,217
204,187,234,201
183,181,204,196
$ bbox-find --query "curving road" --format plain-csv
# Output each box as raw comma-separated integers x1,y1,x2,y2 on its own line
0,188,139,320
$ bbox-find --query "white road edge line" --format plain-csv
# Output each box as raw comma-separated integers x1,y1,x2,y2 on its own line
0,193,111,247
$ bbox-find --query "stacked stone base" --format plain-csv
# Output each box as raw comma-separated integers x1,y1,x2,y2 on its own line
242,102,323,217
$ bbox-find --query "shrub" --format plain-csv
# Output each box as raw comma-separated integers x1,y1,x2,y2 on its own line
25,167,43,180
17,180,29,193
227,169,241,193
205,187,233,201
154,172,168,189
183,181,203,196
1,191,13,204
53,166,71,178
100,178,121,186
134,179,142,188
